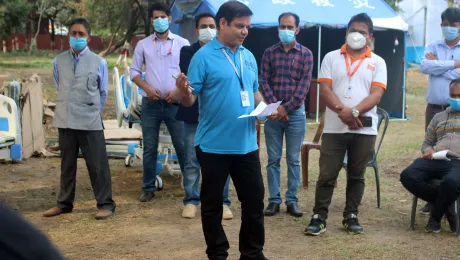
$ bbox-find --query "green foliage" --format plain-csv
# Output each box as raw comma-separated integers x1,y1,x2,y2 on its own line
0,0,31,40
384,0,403,12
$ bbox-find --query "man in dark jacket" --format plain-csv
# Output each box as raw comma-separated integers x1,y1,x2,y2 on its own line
172,13,233,219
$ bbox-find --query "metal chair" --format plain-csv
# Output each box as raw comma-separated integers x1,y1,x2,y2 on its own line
409,179,460,238
343,107,389,209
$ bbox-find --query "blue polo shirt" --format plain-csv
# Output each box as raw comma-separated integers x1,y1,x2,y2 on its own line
187,38,259,154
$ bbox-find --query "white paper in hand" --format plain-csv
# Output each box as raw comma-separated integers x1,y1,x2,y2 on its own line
432,150,450,161
238,101,282,118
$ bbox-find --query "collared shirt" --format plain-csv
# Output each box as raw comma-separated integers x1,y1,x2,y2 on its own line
422,107,460,157
260,41,314,112
130,31,190,98
53,47,108,110
421,39,460,105
318,44,387,135
187,38,259,154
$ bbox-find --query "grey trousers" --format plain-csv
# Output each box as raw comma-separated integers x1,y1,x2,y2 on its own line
57,128,115,211
313,133,376,218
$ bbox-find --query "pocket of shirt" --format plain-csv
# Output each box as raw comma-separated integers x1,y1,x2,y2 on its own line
290,61,303,82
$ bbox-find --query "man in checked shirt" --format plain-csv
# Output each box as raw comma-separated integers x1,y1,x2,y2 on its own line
260,12,314,218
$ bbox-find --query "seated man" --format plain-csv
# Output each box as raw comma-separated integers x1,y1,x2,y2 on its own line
400,79,460,233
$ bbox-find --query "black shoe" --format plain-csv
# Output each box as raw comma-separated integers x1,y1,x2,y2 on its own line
264,203,280,216
419,202,433,215
342,214,364,234
445,203,456,233
286,202,303,217
425,216,441,233
304,214,327,236
139,191,154,202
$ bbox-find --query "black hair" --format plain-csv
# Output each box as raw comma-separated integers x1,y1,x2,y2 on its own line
441,7,460,23
450,79,460,88
348,13,373,34
278,12,300,27
68,18,91,35
149,3,170,19
215,1,253,30
195,12,215,29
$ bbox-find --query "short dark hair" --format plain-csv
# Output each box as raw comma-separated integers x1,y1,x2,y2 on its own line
68,18,91,35
195,12,215,29
348,13,373,34
278,12,300,27
450,79,460,89
215,1,253,30
149,3,170,19
441,7,460,23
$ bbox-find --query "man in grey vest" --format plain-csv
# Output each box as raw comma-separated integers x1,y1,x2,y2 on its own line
42,18,115,220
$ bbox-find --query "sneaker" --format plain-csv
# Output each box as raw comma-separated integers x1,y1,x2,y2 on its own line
425,216,441,233
139,191,154,202
419,203,433,215
223,205,233,220
342,214,364,234
182,204,197,219
304,214,327,236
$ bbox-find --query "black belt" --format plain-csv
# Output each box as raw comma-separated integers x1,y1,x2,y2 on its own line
428,103,450,110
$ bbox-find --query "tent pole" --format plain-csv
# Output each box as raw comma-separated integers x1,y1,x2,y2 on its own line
402,31,407,120
316,25,322,124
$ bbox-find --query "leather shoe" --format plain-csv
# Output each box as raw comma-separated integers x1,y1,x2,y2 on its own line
264,203,280,216
42,207,72,217
286,202,303,217
95,209,114,220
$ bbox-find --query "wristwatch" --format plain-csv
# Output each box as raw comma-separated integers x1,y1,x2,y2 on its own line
352,107,360,118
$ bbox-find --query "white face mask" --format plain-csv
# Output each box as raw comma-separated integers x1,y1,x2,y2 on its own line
346,32,367,50
198,28,217,44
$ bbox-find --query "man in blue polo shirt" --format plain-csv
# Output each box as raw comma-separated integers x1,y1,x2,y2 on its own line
175,2,273,259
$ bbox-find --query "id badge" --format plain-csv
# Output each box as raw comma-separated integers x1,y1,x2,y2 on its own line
344,87,352,99
241,90,250,107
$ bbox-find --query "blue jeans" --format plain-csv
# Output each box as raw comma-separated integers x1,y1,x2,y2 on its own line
265,105,306,205
141,98,185,192
183,122,231,206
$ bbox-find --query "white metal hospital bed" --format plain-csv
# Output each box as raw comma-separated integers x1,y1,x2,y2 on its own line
111,54,182,190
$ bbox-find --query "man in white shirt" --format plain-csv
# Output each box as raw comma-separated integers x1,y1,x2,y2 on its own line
304,13,387,236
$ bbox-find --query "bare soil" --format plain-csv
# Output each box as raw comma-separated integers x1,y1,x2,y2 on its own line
1,69,459,260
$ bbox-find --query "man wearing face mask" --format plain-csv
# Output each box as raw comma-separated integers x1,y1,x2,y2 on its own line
130,3,190,202
260,12,313,218
400,79,460,234
419,7,460,215
304,13,387,236
42,18,115,220
173,13,233,220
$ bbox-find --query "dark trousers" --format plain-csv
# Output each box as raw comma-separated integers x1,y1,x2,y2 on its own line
400,158,460,221
196,146,265,260
57,128,115,211
313,133,376,218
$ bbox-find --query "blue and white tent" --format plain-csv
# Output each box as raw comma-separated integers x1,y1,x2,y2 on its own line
170,0,409,120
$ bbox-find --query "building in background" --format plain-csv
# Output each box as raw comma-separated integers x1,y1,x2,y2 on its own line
399,0,449,65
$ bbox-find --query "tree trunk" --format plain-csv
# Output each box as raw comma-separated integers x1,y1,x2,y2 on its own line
29,2,46,56
50,18,55,50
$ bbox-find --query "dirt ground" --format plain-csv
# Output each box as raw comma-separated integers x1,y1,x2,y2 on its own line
1,68,459,260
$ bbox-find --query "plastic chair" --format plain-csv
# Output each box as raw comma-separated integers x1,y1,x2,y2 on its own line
410,179,460,238
343,107,389,209
0,95,22,162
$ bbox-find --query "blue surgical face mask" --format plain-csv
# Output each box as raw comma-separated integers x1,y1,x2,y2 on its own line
154,18,169,33
442,26,459,41
278,30,295,44
69,37,87,51
449,98,460,111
